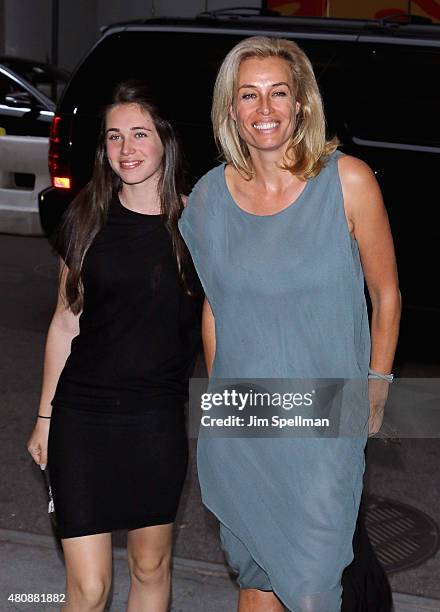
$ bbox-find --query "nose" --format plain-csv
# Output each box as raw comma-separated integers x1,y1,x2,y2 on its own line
258,93,272,115
121,136,135,156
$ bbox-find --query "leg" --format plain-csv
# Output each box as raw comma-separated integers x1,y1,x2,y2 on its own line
126,523,173,612
342,501,392,612
219,523,283,611
238,589,284,611
61,533,112,611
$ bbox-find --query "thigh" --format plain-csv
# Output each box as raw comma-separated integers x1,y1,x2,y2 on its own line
62,532,112,585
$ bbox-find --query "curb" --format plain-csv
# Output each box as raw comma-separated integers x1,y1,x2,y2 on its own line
0,528,232,579
0,529,438,611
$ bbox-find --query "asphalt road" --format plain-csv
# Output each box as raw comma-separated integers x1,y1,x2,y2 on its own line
0,233,439,600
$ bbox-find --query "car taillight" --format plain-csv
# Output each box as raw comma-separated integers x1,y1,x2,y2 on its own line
49,113,72,189
49,115,62,143
53,177,71,189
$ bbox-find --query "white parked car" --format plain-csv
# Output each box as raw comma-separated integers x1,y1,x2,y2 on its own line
0,58,69,234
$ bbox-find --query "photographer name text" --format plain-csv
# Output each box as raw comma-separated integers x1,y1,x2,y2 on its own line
201,414,330,429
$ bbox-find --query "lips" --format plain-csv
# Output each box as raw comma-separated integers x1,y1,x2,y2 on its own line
119,160,143,169
253,121,279,130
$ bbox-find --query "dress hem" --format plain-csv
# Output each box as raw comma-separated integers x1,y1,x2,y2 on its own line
57,514,176,540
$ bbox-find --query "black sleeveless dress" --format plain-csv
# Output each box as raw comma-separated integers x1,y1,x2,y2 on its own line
48,196,201,539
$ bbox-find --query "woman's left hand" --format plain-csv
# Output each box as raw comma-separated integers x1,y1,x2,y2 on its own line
368,378,390,437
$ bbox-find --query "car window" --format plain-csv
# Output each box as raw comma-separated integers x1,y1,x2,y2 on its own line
19,68,66,103
26,72,66,103
0,59,68,102
64,31,245,122
0,72,29,101
64,31,347,120
350,44,440,148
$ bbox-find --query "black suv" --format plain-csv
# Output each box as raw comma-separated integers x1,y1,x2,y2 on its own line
38,12,439,358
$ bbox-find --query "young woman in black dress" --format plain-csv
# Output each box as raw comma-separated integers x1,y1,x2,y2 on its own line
27,82,201,611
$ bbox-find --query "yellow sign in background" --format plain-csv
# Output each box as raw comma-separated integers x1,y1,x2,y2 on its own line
267,0,440,22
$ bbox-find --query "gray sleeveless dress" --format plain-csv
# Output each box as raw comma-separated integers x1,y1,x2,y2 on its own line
179,151,370,612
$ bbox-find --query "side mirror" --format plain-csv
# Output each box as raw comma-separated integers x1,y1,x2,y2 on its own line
4,91,34,107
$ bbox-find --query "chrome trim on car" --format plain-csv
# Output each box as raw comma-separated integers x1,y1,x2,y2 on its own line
352,136,440,154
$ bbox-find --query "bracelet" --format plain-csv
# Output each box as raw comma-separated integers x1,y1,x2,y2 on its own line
368,368,394,383
37,414,51,419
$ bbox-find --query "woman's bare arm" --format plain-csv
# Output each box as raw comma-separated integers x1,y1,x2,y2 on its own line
202,298,216,377
339,155,401,371
339,155,401,435
27,259,81,466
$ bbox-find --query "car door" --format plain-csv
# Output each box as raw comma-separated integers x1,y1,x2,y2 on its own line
0,67,54,136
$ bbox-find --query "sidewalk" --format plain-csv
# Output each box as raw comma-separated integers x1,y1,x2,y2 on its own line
0,530,438,612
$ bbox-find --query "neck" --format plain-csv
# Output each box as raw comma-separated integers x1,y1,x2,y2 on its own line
248,148,295,193
119,175,162,214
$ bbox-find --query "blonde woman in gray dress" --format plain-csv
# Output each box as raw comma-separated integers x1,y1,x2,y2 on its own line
180,36,400,611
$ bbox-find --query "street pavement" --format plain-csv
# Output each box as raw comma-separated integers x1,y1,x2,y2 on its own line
1,234,440,611
2,529,440,612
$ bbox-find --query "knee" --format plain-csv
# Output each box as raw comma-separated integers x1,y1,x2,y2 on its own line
67,576,110,608
129,552,171,586
239,589,284,612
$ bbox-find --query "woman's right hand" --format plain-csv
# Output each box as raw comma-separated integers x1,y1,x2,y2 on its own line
27,418,50,469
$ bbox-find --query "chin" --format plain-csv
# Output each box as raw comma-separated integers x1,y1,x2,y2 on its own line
120,177,145,185
121,174,158,186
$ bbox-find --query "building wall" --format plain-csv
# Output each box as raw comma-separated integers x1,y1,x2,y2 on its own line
97,0,259,28
1,0,95,69
0,0,5,54
97,0,152,29
3,0,51,61
59,0,98,70
1,0,262,71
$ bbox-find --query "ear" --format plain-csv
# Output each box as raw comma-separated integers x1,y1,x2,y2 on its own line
229,104,236,122
295,101,301,115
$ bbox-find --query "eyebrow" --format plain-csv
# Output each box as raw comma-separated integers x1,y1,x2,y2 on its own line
105,126,152,134
238,81,291,90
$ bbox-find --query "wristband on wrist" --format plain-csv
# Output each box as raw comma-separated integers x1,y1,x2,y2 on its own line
37,414,51,419
368,368,394,383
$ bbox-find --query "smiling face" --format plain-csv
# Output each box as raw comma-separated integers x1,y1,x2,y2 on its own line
105,103,164,186
230,56,300,157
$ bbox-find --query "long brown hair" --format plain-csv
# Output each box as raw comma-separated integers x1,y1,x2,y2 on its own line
56,81,188,313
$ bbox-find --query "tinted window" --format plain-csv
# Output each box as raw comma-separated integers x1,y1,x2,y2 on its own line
350,44,440,147
0,59,68,102
0,72,28,100
63,31,244,121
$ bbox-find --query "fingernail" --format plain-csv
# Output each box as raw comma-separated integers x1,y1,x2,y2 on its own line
40,464,46,470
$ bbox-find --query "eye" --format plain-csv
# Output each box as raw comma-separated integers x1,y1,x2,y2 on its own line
135,131,148,138
241,92,256,100
108,133,120,141
273,90,287,97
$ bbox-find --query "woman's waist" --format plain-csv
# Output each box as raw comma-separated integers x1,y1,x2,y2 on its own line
51,399,187,432
53,377,189,412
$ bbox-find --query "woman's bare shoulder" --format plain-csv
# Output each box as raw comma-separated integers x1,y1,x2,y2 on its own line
337,154,376,189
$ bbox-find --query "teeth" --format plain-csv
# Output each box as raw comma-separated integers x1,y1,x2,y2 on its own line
121,161,142,168
253,122,278,130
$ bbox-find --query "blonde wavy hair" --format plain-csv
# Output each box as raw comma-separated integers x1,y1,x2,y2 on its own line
212,36,339,180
